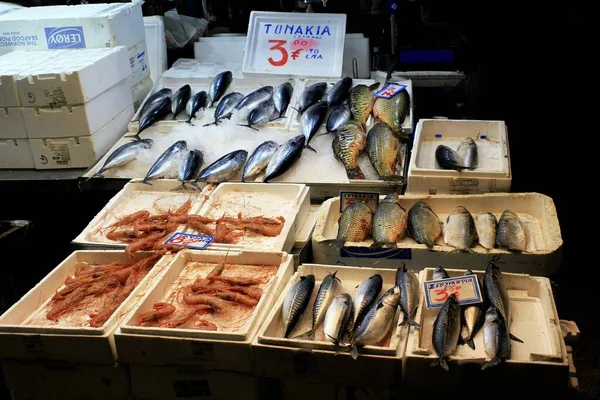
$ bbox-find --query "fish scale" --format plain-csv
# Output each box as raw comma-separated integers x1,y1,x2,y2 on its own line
327,77,352,106
332,121,366,179
496,210,526,251
282,274,315,338
352,274,383,330
483,258,510,328
372,88,410,133
408,201,442,248
310,272,341,338
475,212,498,250
371,193,407,248
347,83,379,125
366,122,401,180
333,201,373,249
431,294,461,371
443,206,477,251
235,86,274,111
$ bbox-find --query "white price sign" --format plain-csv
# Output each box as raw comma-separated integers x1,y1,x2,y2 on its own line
242,11,347,77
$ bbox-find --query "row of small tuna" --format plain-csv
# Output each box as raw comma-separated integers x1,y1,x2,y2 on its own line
282,264,420,360
334,194,528,252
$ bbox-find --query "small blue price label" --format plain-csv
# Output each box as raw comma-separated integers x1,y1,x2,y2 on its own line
423,274,482,308
374,83,407,99
164,232,214,250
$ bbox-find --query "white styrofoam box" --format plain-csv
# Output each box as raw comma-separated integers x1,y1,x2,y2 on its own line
0,50,64,107
23,78,132,139
407,119,511,195
0,1,21,14
0,250,172,363
0,138,34,169
129,39,151,87
343,36,370,79
242,12,347,78
132,74,153,111
0,107,26,139
115,250,294,372
144,16,167,83
16,47,130,107
312,193,563,276
0,2,144,55
404,267,568,396
29,104,133,169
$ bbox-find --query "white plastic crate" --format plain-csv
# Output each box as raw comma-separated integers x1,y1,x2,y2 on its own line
16,47,130,107
406,119,511,195
0,139,34,169
23,78,132,139
0,108,26,139
131,74,153,111
144,16,167,83
129,39,151,87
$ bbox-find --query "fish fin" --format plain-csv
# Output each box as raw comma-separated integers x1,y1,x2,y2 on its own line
376,302,384,310
83,171,103,183
440,358,450,371
368,82,381,91
238,124,259,131
305,144,317,153
458,335,465,346
124,133,141,141
481,357,501,370
322,239,345,250
467,248,476,254
346,167,366,180
510,333,524,343
325,333,339,345
290,329,312,340
190,182,202,191
429,359,440,368
370,242,384,249
170,183,187,192
408,320,421,328
314,131,330,138
467,339,476,350
350,345,359,360
138,179,153,186
291,106,301,114
186,117,193,124
203,121,218,127
307,329,315,340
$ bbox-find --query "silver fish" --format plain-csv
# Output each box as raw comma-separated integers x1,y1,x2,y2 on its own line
196,149,248,183
175,150,204,191
264,135,305,182
433,267,450,281
235,86,274,111
309,272,341,339
301,101,329,152
350,285,400,359
352,274,383,331
273,82,293,117
475,212,498,250
395,263,420,327
298,82,327,113
435,145,467,171
482,306,511,370
208,71,233,107
460,269,484,351
326,103,351,133
129,95,171,140
186,91,208,123
140,140,187,185
324,293,353,345
171,84,192,119
431,293,461,371
443,206,477,252
204,92,244,126
242,141,279,182
239,98,276,130
135,88,172,121
457,137,478,169
327,77,352,106
90,139,153,179
282,274,315,338
496,210,527,251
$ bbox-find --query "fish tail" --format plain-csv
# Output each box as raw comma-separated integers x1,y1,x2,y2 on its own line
172,115,177,120
429,358,449,371
237,124,259,131
408,320,421,328
467,339,476,350
346,167,365,180
291,106,301,114
83,171,103,183
350,345,359,360
190,182,202,191
170,183,186,192
186,117,193,124
305,144,317,153
203,121,217,127
510,333,524,343
370,242,384,249
125,133,141,141
307,329,315,340
138,179,153,186
481,357,501,370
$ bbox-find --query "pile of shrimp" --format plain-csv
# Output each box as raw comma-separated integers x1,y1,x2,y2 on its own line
135,261,277,331
42,252,163,328
104,199,286,254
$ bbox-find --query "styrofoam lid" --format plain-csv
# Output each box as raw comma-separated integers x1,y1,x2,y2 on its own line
242,11,346,78
0,2,130,20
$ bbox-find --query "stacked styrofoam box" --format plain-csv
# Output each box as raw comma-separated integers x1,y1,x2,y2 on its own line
0,2,151,110
0,47,135,169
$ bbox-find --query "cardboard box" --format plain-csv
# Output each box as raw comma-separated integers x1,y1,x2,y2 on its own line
0,107,26,139
0,138,34,169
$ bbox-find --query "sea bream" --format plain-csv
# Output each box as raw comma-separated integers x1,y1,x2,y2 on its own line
350,286,401,359
235,86,274,111
324,293,353,345
366,122,402,180
496,210,527,251
170,84,192,119
282,274,315,338
309,272,341,339
407,201,442,248
443,206,478,252
482,306,511,370
204,92,244,126
460,269,484,350
139,140,187,185
273,82,293,117
186,91,208,123
372,87,410,133
135,88,172,121
348,82,380,125
297,82,327,113
196,149,248,183
89,139,153,179
475,212,498,250
431,294,461,371
370,193,407,249
174,150,204,191
263,135,305,182
352,274,383,331
331,201,373,249
457,137,478,169
332,120,367,179
208,71,233,107
326,103,351,133
242,141,279,182
301,101,329,152
128,95,171,140
395,263,420,327
327,77,353,106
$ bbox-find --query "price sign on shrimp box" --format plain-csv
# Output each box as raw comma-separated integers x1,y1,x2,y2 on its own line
423,274,482,309
242,11,347,77
164,232,214,250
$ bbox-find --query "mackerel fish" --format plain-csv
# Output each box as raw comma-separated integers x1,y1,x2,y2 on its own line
395,263,420,327
309,272,341,339
324,293,353,345
282,274,315,338
431,293,461,371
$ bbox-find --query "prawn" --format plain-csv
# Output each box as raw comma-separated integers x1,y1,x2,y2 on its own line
183,293,226,312
109,210,150,229
136,302,176,325
213,291,258,307
196,319,218,331
206,276,264,286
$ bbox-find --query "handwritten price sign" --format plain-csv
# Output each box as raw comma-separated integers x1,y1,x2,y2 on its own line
164,232,214,250
242,11,346,77
339,191,379,213
423,274,482,308
374,83,407,99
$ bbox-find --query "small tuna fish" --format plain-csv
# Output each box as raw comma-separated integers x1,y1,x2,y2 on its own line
496,210,527,251
140,140,187,185
171,84,192,119
208,71,233,107
332,201,373,249
263,135,305,182
174,150,204,191
327,77,353,106
324,293,353,345
395,263,420,327
370,193,407,248
332,120,367,179
135,88,172,121
482,306,511,370
435,145,467,171
242,141,279,182
457,137,478,169
186,91,208,123
431,294,461,371
443,206,477,252
309,272,341,339
475,212,498,250
204,92,245,126
239,98,276,130
298,82,327,113
366,122,401,181
128,95,171,140
460,269,484,350
433,267,450,281
326,103,351,133
196,149,248,183
273,82,293,117
408,201,442,248
89,139,153,179
235,86,274,111
352,274,383,331
282,274,315,338
348,82,380,125
372,87,410,133
301,101,329,152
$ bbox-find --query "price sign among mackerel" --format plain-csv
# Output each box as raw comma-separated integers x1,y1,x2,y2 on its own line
242,11,347,77
423,274,482,308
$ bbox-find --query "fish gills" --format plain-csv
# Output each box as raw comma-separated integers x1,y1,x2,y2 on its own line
443,206,477,251
311,272,341,338
431,294,461,371
482,306,511,370
475,212,498,250
334,201,373,249
496,210,526,251
332,121,367,179
366,122,400,180
407,201,442,248
371,193,407,249
282,275,315,338
372,88,410,132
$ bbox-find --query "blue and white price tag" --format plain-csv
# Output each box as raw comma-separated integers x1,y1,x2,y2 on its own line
423,274,482,308
374,83,407,99
164,232,214,250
